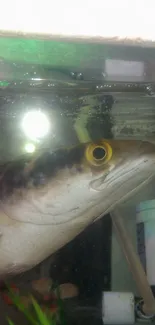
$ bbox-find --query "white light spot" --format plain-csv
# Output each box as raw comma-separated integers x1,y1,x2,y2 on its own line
24,143,36,153
22,111,50,140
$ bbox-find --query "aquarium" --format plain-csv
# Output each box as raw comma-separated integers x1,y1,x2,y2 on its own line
0,36,155,325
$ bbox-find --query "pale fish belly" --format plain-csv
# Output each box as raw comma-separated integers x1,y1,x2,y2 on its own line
0,208,96,277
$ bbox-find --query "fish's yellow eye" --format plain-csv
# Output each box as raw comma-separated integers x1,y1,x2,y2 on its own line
85,141,112,166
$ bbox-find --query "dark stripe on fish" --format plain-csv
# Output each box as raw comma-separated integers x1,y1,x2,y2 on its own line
0,145,84,199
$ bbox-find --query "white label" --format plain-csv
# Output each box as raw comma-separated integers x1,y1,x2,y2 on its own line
105,59,144,77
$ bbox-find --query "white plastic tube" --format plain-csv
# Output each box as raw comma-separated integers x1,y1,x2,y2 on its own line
111,210,155,315
102,291,135,324
136,200,155,288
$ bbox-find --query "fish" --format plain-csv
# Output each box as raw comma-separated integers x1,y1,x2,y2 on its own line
0,138,155,278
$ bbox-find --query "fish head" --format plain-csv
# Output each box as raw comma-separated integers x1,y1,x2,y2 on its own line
0,139,155,225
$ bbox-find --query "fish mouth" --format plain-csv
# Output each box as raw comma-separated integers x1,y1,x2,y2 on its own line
89,157,152,192
94,170,155,223
93,159,155,223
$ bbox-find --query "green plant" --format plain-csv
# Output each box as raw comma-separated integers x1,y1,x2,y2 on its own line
5,283,66,325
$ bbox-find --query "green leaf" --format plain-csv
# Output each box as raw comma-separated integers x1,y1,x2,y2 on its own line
54,288,66,325
7,318,15,325
31,296,52,325
5,283,38,325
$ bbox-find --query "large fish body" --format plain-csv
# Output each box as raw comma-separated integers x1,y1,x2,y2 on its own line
0,139,155,277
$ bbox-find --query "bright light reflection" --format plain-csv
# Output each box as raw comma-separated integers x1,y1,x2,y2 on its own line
24,143,36,153
22,110,50,140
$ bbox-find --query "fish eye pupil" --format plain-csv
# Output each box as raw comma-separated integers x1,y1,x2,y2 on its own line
93,147,106,160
